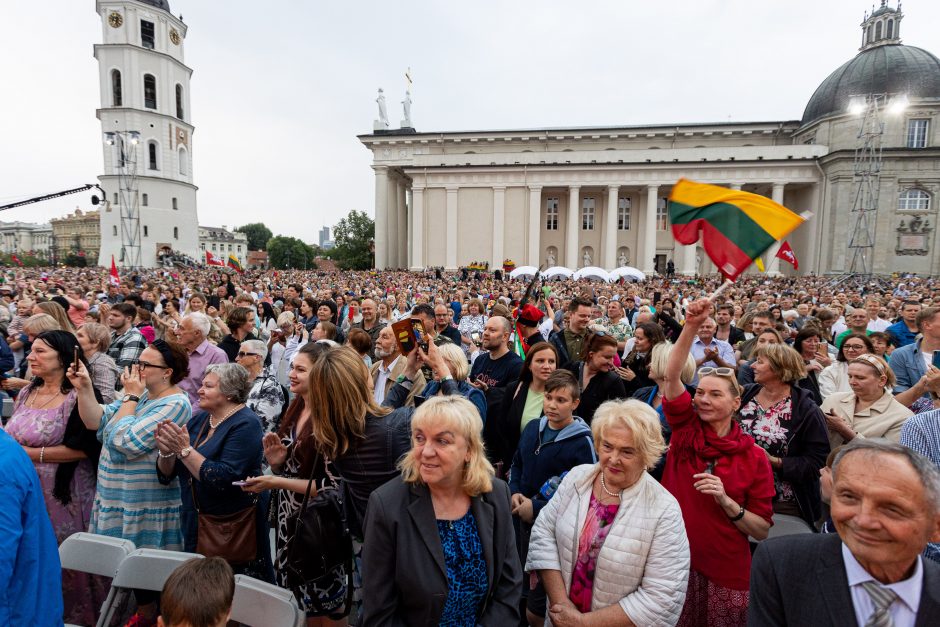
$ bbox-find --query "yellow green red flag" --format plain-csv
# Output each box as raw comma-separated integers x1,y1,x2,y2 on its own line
667,179,804,281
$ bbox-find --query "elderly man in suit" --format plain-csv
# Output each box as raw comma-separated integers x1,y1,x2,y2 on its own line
370,325,425,406
749,438,940,626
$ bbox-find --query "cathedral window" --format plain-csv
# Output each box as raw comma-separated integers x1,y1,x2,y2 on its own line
175,85,184,120
178,148,188,175
143,226,148,237
545,198,558,230
174,227,179,240
142,193,148,206
144,74,157,109
111,70,122,106
147,141,158,170
898,189,930,212
618,198,631,230
112,226,118,236
141,20,155,49
656,198,669,231
887,19,894,38
172,197,178,210
581,197,595,231
906,119,929,148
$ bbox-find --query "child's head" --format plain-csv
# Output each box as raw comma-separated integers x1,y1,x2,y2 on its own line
543,370,580,426
158,558,234,627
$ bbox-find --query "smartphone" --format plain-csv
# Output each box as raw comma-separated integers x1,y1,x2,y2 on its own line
73,346,80,371
817,340,829,356
932,350,940,370
411,319,430,352
231,480,248,486
470,331,482,345
704,460,716,475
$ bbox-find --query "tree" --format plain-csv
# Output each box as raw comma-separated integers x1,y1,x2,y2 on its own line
332,210,374,270
267,236,317,270
235,223,273,251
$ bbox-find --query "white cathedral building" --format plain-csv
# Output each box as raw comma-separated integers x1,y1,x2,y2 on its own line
360,2,940,277
95,0,200,268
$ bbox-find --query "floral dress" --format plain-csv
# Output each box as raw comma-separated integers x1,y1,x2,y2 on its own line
569,494,620,613
739,396,796,506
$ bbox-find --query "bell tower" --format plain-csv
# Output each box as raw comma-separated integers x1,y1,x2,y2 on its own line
95,0,200,268
860,1,903,51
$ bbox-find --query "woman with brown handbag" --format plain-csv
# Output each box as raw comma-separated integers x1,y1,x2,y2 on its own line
155,362,274,583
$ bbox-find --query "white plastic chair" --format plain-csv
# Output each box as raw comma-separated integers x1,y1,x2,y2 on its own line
230,574,304,627
97,548,204,627
59,532,136,627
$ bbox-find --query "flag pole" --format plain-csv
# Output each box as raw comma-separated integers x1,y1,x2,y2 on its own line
708,279,733,303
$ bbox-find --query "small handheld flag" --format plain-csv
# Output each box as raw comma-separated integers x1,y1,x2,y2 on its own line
10,254,22,267
775,241,799,270
227,254,244,273
109,255,120,287
668,179,804,281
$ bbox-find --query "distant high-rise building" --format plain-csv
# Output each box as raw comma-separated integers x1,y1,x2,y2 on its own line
319,226,330,247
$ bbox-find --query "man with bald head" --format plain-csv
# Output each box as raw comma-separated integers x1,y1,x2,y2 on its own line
350,297,385,360
469,315,523,392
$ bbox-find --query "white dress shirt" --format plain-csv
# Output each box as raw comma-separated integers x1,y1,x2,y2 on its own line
842,543,922,627
373,355,400,405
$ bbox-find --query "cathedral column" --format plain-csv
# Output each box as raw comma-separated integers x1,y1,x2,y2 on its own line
397,180,407,270
406,187,413,269
373,166,388,269
766,183,786,275
527,186,542,267
492,186,505,268
604,185,619,269
386,173,400,269
565,186,580,268
446,187,458,270
411,185,424,270
642,185,658,274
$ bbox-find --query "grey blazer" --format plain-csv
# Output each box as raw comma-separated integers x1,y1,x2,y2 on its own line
749,533,940,626
360,476,522,626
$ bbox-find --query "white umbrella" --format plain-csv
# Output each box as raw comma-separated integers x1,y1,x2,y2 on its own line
609,266,646,282
509,265,539,279
542,266,574,280
573,266,611,282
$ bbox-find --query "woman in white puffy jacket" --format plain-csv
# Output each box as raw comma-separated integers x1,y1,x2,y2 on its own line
526,398,690,627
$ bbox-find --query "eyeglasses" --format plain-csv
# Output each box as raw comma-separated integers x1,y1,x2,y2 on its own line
843,344,867,351
236,351,260,358
698,367,735,378
134,360,168,370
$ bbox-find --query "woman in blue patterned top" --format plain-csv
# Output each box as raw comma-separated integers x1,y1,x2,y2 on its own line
361,395,522,626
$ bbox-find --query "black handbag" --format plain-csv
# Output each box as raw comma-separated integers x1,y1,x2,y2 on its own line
284,457,353,614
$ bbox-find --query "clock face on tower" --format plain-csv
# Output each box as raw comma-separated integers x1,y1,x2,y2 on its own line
108,11,123,28
169,29,180,45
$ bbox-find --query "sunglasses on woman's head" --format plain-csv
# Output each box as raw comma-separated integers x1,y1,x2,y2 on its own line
698,366,735,378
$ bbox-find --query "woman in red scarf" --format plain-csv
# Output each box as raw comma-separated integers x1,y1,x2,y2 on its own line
661,298,775,627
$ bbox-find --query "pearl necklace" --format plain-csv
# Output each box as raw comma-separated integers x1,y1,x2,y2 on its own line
209,404,243,430
599,471,622,499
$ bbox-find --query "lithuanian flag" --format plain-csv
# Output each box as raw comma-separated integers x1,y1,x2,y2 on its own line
227,254,243,273
668,179,804,281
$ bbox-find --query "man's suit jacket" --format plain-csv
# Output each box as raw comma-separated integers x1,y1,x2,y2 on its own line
360,477,522,625
370,356,426,407
749,533,940,626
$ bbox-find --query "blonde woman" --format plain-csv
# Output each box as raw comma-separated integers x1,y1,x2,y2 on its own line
361,395,522,625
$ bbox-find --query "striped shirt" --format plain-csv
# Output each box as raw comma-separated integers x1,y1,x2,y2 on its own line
901,410,940,562
90,391,191,550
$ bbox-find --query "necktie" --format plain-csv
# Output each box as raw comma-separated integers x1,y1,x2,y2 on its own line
861,580,898,627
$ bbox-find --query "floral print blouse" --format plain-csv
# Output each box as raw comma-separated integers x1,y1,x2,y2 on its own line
739,396,795,503
569,494,620,613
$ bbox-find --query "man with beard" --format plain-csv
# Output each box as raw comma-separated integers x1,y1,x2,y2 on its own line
370,326,425,406
469,315,523,392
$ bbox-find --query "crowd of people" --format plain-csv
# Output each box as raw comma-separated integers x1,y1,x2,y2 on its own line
1,263,939,626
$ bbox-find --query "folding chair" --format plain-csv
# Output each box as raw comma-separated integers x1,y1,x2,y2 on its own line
59,532,136,627
97,549,204,627
230,574,304,627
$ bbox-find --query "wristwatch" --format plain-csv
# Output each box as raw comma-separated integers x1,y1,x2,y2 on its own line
179,447,193,459
122,394,140,403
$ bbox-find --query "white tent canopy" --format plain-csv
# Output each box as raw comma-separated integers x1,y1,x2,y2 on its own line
573,266,611,282
609,266,646,282
542,266,574,280
509,265,539,279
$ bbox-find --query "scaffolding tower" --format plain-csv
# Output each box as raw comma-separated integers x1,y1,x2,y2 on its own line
106,131,142,268
845,94,885,280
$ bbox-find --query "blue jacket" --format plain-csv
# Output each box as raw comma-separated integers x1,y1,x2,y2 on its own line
886,320,917,348
420,379,487,425
0,335,13,374
888,337,928,398
0,429,63,626
508,417,596,518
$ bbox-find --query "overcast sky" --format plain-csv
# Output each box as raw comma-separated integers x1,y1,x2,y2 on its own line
2,0,936,245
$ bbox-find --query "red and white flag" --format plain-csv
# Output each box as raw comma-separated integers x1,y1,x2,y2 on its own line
205,251,224,267
109,255,121,287
10,254,23,267
775,241,799,270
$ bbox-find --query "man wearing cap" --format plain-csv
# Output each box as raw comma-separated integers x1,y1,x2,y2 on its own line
516,303,548,354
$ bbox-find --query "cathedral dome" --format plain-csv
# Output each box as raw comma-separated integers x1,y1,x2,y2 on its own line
801,2,940,126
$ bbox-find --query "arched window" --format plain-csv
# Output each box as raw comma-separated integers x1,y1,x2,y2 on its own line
111,70,122,106
147,141,158,170
178,148,187,175
868,24,873,43
115,135,125,168
887,19,894,38
875,21,882,41
173,227,179,240
143,74,156,109
175,84,184,120
112,225,118,236
898,189,931,211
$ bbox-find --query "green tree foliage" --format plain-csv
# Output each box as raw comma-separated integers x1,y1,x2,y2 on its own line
332,210,374,270
234,223,273,251
267,236,317,270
